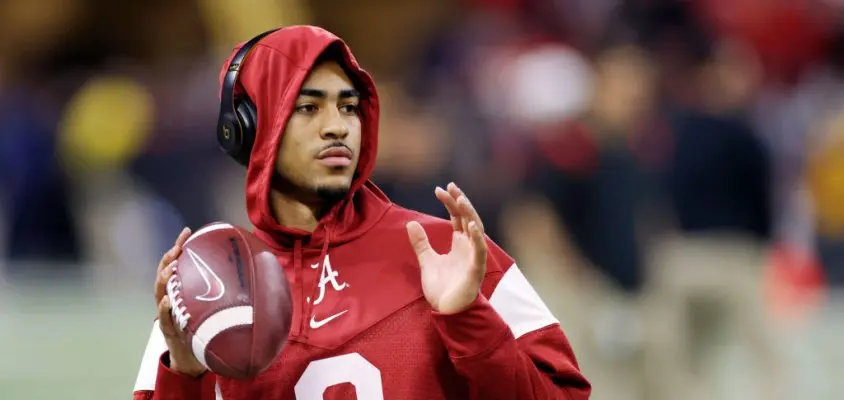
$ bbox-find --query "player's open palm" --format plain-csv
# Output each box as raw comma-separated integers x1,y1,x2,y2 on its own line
406,183,488,315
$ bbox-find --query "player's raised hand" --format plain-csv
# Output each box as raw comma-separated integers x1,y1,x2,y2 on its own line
406,182,488,314
154,227,207,377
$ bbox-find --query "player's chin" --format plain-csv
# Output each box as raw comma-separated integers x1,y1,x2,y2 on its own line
312,176,353,201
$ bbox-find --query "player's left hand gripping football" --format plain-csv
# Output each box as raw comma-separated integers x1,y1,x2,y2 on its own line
154,227,207,377
406,182,488,314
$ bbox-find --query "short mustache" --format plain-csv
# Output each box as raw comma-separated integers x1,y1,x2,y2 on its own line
318,142,351,154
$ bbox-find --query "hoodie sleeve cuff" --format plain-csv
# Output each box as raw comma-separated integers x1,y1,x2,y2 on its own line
156,352,215,399
432,294,513,359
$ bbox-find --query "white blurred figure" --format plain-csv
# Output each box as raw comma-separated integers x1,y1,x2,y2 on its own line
471,42,594,130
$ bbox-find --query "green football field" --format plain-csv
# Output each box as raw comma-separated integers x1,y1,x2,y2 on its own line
0,277,153,400
2,269,844,399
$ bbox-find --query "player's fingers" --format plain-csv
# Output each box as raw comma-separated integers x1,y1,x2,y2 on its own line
157,295,178,338
435,187,463,232
158,246,177,275
174,227,192,248
449,216,460,232
455,196,469,233
164,227,192,267
447,183,477,233
457,194,484,234
154,260,177,304
406,221,436,264
468,221,488,275
159,227,191,267
156,227,190,275
446,182,462,201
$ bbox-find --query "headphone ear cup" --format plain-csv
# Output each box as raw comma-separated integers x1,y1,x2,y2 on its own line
217,111,243,163
232,98,258,167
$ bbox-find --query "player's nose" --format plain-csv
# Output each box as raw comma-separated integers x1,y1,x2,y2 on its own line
319,109,349,140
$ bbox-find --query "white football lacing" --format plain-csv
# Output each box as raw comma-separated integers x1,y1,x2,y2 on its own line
166,272,191,330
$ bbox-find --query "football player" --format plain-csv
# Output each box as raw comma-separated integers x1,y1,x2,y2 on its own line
133,26,590,400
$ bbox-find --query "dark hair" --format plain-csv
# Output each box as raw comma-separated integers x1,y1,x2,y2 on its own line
313,42,369,98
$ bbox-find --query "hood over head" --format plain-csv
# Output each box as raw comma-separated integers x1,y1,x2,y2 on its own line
218,26,390,249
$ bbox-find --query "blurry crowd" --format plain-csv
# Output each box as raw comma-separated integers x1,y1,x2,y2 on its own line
3,0,844,399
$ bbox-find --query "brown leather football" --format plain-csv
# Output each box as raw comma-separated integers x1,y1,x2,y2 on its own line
166,222,292,380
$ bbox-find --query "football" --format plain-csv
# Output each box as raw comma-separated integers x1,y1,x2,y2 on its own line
166,222,292,380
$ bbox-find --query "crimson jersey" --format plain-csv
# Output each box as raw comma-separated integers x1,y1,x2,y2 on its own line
132,26,590,400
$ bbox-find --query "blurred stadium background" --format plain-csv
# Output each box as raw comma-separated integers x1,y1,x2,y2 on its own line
3,0,844,399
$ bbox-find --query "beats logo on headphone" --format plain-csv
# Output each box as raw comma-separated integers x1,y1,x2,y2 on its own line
216,29,278,167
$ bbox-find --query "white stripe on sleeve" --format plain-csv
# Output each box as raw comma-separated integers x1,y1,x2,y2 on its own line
133,320,168,392
489,263,559,339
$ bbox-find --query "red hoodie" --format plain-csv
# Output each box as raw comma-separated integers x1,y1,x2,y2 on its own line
132,26,590,400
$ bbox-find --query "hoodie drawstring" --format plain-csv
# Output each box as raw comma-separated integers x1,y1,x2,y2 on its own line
292,239,304,338
319,224,332,262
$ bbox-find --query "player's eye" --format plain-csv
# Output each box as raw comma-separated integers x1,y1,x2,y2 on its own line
339,104,359,115
296,104,317,114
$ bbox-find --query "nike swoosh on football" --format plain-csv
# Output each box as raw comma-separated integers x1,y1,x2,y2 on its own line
309,310,349,329
187,248,226,302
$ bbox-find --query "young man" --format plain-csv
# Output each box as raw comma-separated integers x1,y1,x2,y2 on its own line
132,25,590,400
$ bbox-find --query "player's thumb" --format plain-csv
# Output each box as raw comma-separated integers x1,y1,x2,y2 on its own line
406,221,434,263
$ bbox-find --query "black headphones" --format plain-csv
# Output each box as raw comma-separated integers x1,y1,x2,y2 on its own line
217,29,279,167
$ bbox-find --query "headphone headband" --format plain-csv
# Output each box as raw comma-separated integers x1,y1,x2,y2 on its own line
217,28,280,167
